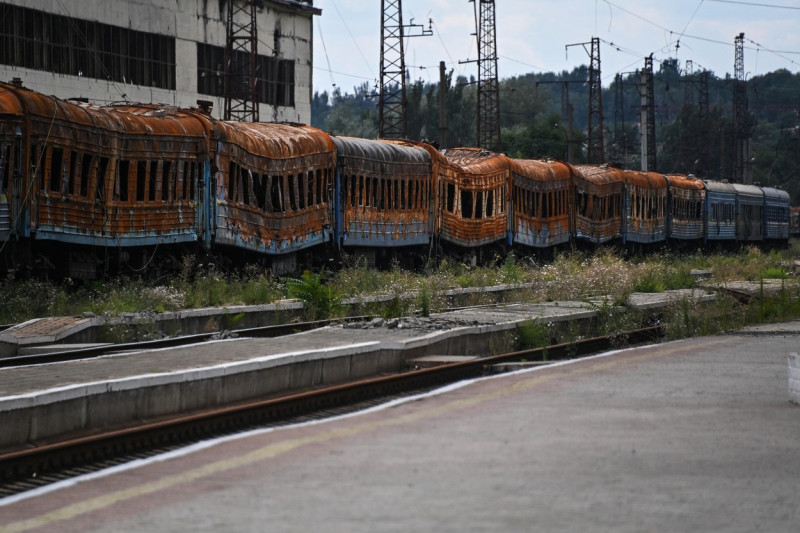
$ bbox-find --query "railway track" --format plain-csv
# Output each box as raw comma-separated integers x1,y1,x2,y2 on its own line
0,325,663,498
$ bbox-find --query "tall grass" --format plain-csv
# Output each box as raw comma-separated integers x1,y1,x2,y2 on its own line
1,246,798,338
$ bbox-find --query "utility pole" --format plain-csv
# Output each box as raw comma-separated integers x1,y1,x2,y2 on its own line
438,61,448,149
566,37,604,163
378,0,431,139
470,0,501,152
224,0,259,122
733,32,751,184
639,54,656,172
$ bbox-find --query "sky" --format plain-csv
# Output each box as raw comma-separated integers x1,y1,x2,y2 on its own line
311,0,800,95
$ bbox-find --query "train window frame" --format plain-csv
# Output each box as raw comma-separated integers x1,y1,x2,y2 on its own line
96,156,110,203
149,161,158,202
49,146,63,193
117,159,130,202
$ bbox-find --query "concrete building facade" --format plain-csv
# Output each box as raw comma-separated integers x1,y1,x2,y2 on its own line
0,0,319,124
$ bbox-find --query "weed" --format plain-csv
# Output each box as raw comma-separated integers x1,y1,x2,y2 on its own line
286,270,343,320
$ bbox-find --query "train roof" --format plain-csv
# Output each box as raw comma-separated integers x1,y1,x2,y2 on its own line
331,136,430,164
216,121,335,158
731,183,764,199
665,174,705,191
441,147,508,174
572,165,626,185
623,170,667,189
702,180,737,195
507,158,573,182
761,186,790,202
0,83,24,116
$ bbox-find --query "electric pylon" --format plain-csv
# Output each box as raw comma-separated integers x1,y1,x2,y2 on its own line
733,32,751,183
224,0,259,122
378,0,431,139
471,0,501,152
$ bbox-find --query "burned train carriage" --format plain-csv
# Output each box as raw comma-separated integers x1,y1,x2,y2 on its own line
0,82,793,278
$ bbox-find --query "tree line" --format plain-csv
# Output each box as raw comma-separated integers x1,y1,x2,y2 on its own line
311,60,800,204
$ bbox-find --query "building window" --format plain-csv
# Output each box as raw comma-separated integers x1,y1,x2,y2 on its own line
0,3,176,90
197,43,295,107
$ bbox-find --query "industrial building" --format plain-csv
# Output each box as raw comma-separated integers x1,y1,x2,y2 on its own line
0,0,319,123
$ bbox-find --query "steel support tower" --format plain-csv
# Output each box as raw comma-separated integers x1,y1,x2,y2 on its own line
472,0,501,152
567,38,604,163
224,1,259,122
378,0,431,139
733,32,751,183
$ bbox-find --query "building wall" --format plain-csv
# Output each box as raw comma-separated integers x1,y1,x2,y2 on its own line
0,0,317,124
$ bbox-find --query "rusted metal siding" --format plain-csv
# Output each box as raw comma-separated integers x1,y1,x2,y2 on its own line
508,158,573,248
703,180,737,241
622,170,667,244
733,183,764,242
439,148,509,248
0,83,24,242
333,137,432,249
762,187,790,240
665,174,705,241
213,121,336,255
573,165,625,244
27,99,207,247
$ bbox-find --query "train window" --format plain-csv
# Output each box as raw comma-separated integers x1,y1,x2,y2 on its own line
80,154,92,197
180,162,188,200
117,160,130,202
461,190,473,219
270,176,283,212
446,183,456,213
348,175,355,207
49,147,63,193
316,170,322,205
162,161,172,201
190,162,197,201
294,173,303,209
136,162,146,202
97,157,109,202
227,162,237,201
252,173,265,210
148,161,158,201
307,171,314,207
288,174,297,211
0,145,7,194
240,167,250,206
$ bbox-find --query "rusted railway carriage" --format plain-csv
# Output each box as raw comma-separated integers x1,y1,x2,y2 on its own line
508,158,573,249
211,120,336,273
622,170,667,245
573,165,625,244
439,148,509,262
332,137,433,264
665,174,705,243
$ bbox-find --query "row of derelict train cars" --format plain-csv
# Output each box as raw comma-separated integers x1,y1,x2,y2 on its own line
0,80,796,279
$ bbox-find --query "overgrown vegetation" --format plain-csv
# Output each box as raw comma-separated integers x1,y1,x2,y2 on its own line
1,246,798,350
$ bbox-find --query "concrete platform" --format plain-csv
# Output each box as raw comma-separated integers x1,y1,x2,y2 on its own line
0,289,716,450
1,322,798,532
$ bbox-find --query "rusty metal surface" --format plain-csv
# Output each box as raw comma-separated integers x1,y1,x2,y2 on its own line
0,84,23,241
665,175,705,241
572,165,625,244
28,100,209,247
333,137,432,248
439,148,509,248
213,121,336,255
508,158,573,248
622,170,667,244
